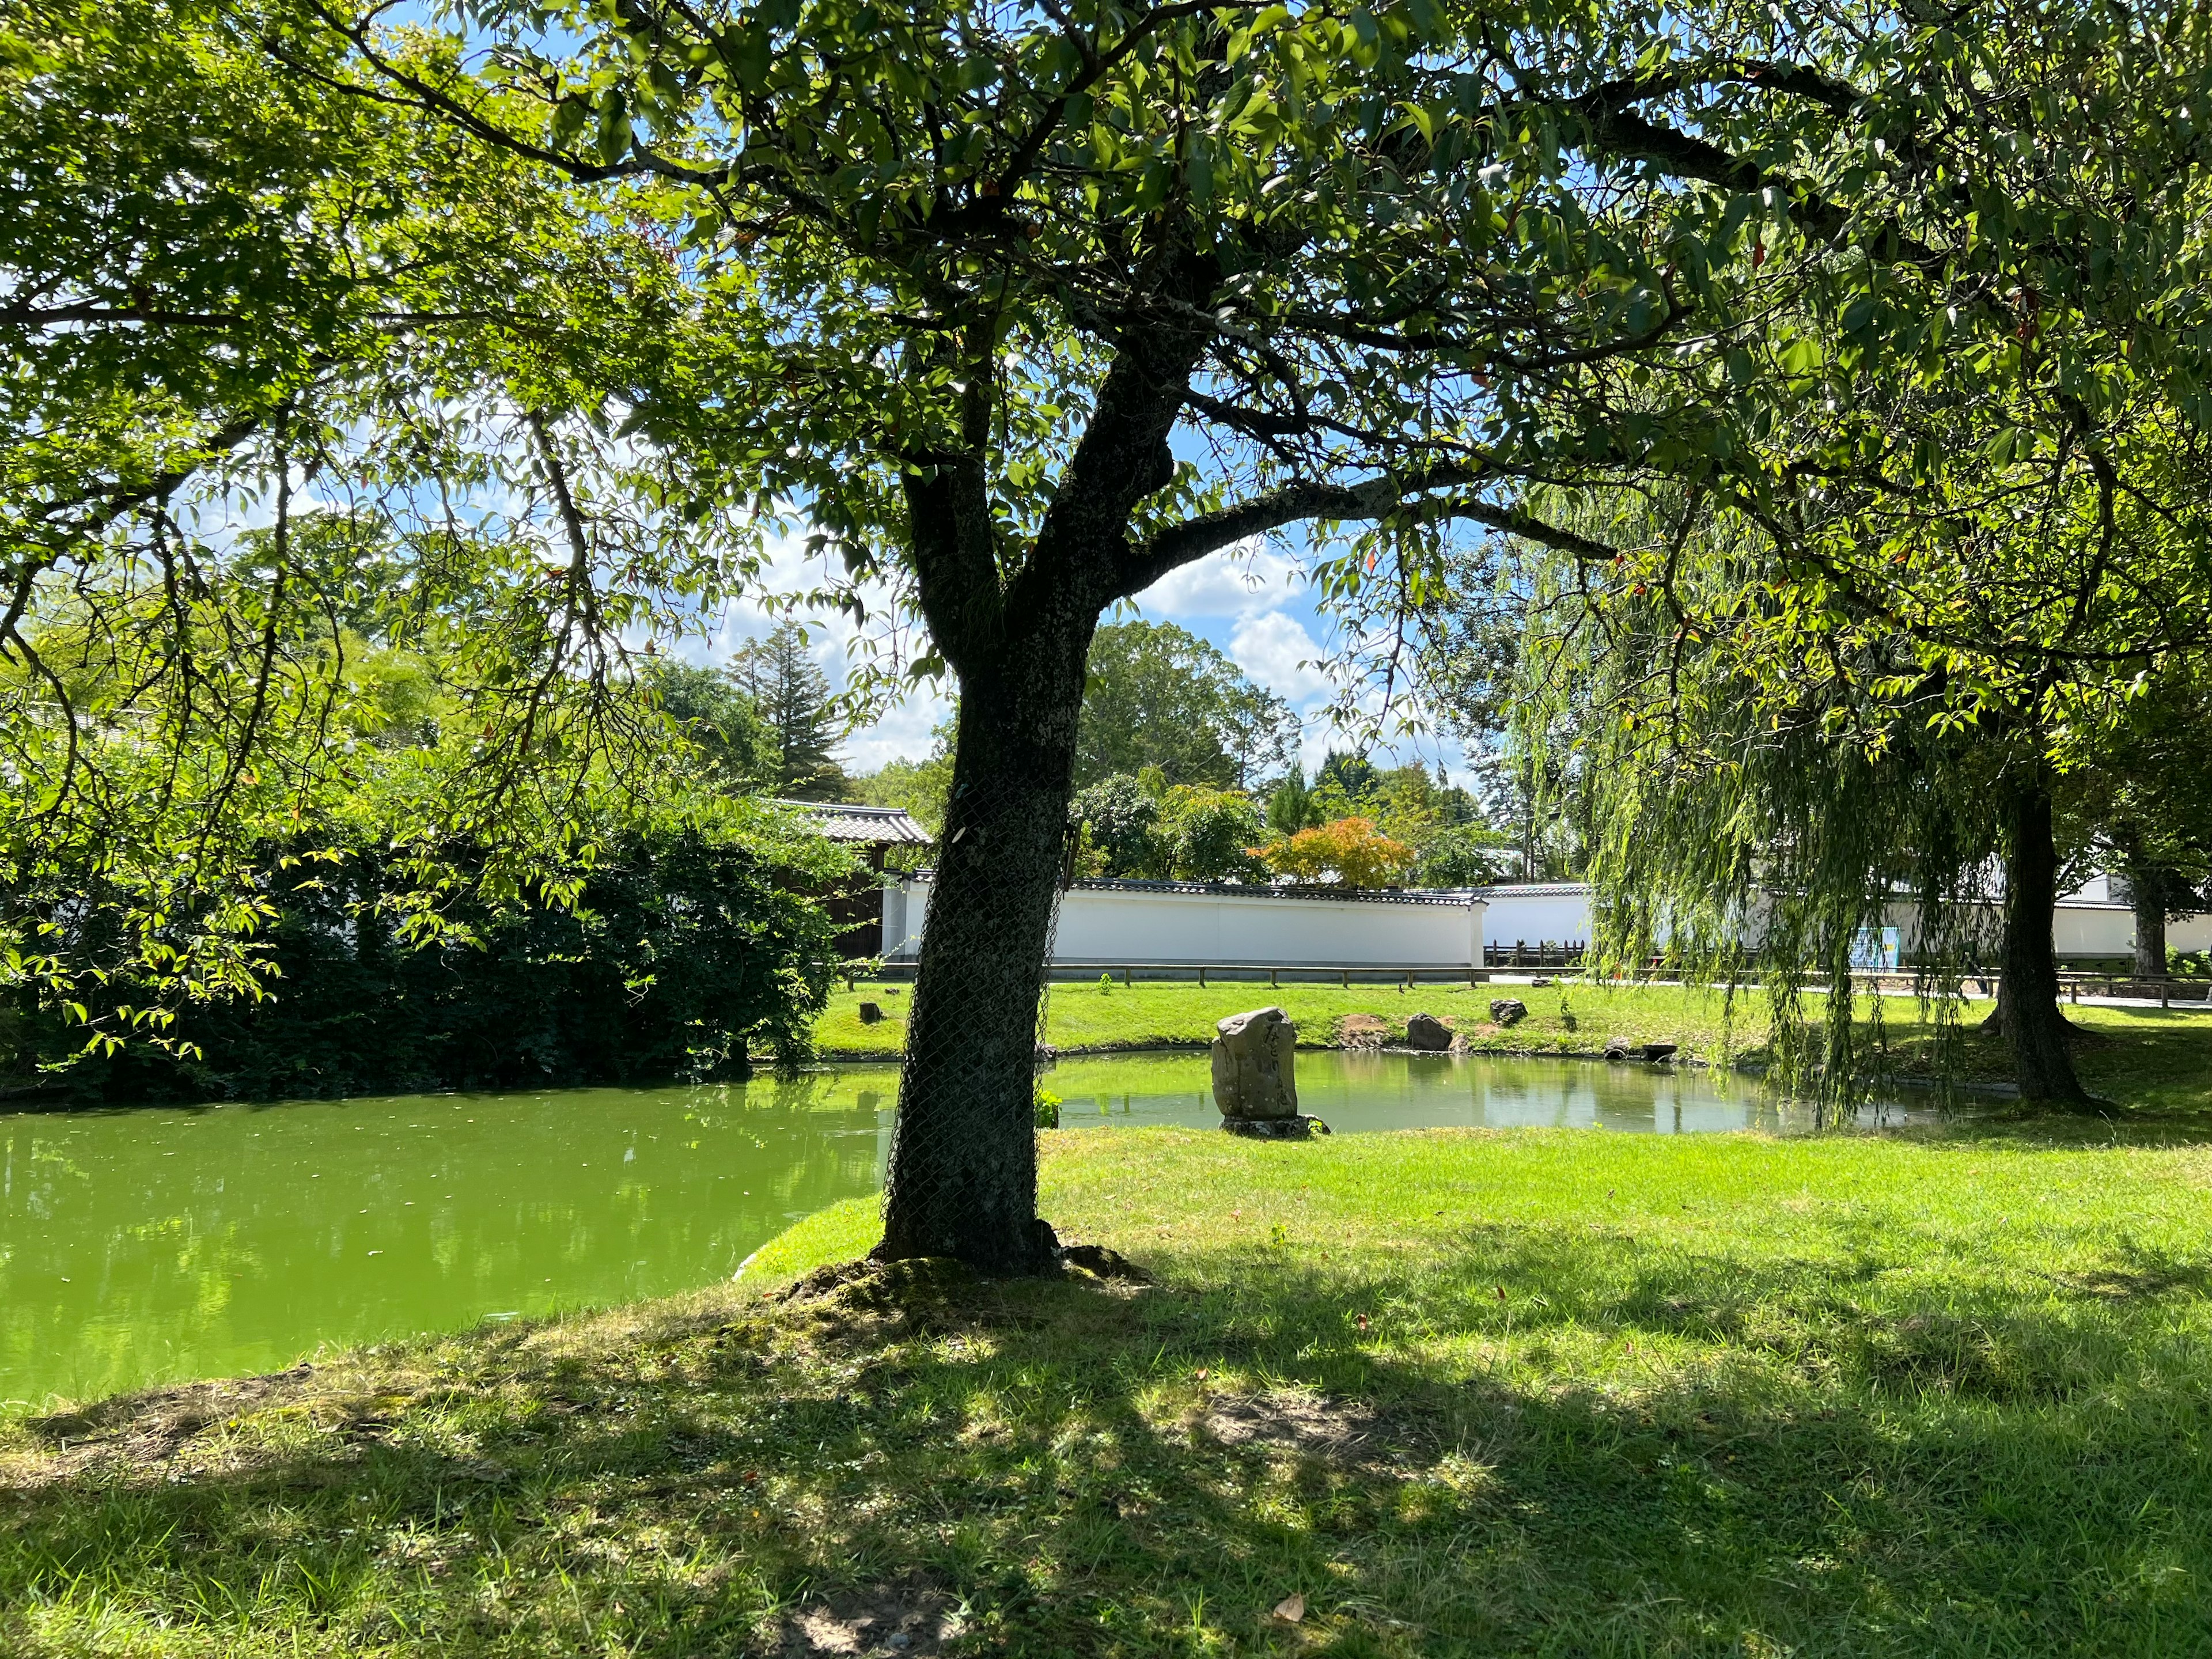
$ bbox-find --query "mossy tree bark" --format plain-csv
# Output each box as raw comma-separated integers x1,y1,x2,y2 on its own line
873,596,1097,1272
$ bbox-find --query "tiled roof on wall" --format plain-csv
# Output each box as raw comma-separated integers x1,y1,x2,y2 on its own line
781,802,934,845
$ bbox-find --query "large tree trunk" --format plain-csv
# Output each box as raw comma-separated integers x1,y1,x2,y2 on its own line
2126,866,2170,979
870,247,1221,1272
876,602,1096,1273
1993,782,2093,1106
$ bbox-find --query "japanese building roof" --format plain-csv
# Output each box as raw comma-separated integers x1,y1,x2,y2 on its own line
781,802,934,845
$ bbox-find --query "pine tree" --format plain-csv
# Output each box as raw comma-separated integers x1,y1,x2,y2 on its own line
1266,764,1319,836
727,623,849,800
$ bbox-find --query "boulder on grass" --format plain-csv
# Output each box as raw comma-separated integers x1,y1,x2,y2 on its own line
1404,1012,1453,1051
1488,998,1529,1027
1212,1007,1299,1121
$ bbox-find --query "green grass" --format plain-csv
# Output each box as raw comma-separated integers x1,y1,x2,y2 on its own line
820,978,2212,1116
817,977,1764,1060
8,1123,2212,1655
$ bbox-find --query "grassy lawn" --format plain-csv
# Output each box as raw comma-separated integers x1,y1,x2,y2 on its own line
814,978,1765,1061
7,1123,2212,1655
819,979,2212,1116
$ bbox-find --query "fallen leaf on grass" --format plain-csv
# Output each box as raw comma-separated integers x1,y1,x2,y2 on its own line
1273,1592,1306,1623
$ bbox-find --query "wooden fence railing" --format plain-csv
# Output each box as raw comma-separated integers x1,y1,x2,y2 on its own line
849,957,2210,1005
1482,941,1588,969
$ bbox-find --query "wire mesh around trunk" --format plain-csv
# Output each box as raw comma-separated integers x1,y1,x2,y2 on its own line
874,770,1077,1270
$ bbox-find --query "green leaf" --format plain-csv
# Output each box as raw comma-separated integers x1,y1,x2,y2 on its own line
1186,142,1213,207
596,86,633,164
719,25,771,91
550,95,588,146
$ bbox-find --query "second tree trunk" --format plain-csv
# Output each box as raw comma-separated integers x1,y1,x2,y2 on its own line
1994,783,2093,1106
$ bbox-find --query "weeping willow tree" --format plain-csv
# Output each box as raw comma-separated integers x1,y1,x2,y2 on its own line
1437,0,2212,1111
1505,472,2194,1111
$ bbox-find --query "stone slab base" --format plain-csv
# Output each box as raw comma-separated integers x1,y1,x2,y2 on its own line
1220,1115,1332,1139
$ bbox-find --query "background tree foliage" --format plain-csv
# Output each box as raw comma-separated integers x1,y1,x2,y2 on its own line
2,0,774,1062
1069,771,1271,883
643,658,779,787
9,803,850,1103
1266,753,1509,885
1074,621,1296,790
3,514,855,1098
726,621,850,799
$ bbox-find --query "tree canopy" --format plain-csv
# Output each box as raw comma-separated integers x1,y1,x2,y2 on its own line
1074,621,1295,790
13,0,2212,1251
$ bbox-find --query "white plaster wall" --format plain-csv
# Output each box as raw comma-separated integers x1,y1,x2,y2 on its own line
2050,904,2135,957
1878,898,2144,961
885,877,1483,965
880,875,2207,964
2055,905,2212,957
1479,887,1593,947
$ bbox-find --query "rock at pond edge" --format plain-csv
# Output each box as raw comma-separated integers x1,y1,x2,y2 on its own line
1404,1012,1453,1051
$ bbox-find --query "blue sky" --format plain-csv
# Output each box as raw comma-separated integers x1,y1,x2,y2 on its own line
680,535,1479,785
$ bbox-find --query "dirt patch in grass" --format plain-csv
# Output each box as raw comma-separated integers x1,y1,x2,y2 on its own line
19,1363,335,1479
774,1584,960,1656
1336,1013,1391,1047
1196,1389,1409,1470
1203,1389,1368,1455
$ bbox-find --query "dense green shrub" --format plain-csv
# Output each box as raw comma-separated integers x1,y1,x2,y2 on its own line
12,823,849,1104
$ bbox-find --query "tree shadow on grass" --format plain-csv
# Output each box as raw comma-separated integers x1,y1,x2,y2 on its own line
3,1234,2210,1658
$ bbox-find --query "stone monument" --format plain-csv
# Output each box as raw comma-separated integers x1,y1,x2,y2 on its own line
1210,1007,1327,1138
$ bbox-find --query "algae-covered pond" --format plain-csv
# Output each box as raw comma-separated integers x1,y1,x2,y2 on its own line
3,1049,1793,1404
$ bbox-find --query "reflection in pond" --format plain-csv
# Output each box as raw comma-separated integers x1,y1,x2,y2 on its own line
1040,1048,1811,1136
3,1048,1809,1406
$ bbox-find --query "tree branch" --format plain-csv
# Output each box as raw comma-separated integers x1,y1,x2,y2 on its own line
900,449,1003,675
1120,463,1494,597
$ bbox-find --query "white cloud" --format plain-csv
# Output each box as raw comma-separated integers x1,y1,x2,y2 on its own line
1228,609,1332,702
844,683,953,772
1131,542,1304,620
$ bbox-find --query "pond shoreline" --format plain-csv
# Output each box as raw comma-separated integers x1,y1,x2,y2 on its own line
816,1039,2037,1102
816,1037,1765,1075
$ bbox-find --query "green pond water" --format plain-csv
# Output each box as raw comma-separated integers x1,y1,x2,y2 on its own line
3,1050,1798,1406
